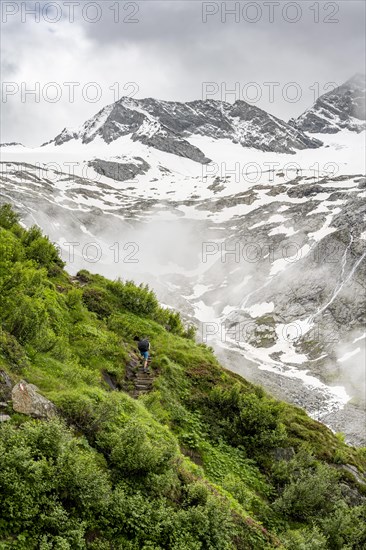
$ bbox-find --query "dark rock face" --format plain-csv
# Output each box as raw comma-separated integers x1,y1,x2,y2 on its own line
0,371,13,402
287,184,326,198
53,128,79,146
271,447,295,462
95,104,145,144
131,127,211,164
102,371,118,390
50,95,322,157
227,101,321,152
88,157,150,182
356,177,366,189
291,74,366,134
140,98,234,138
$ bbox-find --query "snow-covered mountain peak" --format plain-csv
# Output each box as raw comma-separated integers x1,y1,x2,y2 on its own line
345,72,366,90
292,74,366,134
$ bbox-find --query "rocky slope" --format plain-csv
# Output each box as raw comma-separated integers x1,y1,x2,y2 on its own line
291,74,366,134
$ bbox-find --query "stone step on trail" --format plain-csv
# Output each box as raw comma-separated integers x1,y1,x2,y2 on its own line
130,360,155,398
124,354,156,398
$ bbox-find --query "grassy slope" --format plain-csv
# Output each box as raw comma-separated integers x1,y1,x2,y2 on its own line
0,205,365,549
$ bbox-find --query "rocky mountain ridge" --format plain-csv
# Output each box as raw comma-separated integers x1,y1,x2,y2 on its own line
47,95,322,159
291,74,366,134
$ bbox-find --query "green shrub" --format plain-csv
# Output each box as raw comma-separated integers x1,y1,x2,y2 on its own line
0,203,20,229
65,288,89,324
26,235,63,268
202,384,286,453
55,388,111,435
273,460,341,520
0,228,24,274
76,269,93,283
0,328,29,372
82,287,112,319
319,500,366,549
105,485,234,550
106,280,159,317
183,324,197,340
0,420,110,546
2,293,48,344
281,526,328,549
97,416,178,477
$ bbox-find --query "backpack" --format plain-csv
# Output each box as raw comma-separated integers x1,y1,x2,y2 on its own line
138,339,150,352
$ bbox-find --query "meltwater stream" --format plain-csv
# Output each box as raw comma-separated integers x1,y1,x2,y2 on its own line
196,236,366,442
310,235,366,324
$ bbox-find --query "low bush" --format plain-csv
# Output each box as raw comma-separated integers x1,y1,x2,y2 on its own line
0,329,29,372
0,420,111,548
0,204,20,230
198,384,287,454
82,287,112,319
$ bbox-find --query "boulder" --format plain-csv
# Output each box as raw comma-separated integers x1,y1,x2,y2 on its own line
11,381,57,419
271,447,295,462
0,414,11,422
102,371,117,390
341,464,366,486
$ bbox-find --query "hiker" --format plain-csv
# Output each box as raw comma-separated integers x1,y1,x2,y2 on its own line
134,336,150,373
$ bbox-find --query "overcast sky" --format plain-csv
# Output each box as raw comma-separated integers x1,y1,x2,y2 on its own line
1,0,365,146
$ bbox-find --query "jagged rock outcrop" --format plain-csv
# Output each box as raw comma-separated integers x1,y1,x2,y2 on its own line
132,127,211,164
0,142,25,148
12,381,57,419
88,157,150,182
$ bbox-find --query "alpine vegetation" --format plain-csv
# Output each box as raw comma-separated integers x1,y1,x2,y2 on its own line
1,205,366,549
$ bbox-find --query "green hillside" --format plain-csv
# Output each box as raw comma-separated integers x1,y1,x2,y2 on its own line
0,204,365,549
